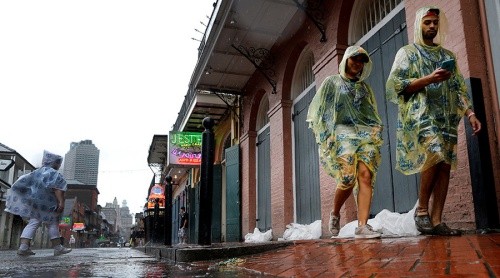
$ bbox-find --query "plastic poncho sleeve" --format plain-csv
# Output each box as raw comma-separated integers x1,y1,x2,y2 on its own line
386,47,418,104
306,76,336,144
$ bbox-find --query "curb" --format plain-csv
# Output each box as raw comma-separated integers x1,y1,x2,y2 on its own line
138,241,293,263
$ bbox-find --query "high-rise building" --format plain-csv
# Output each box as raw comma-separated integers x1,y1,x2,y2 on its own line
120,200,133,240
63,140,100,185
101,198,120,233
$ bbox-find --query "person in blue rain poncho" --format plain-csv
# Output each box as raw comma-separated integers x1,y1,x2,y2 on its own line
386,6,481,236
5,150,72,256
307,45,383,239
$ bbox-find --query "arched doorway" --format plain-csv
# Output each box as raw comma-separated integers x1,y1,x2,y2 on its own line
256,95,271,231
291,48,321,224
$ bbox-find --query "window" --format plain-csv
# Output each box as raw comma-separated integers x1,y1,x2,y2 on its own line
291,50,315,100
256,95,269,131
350,0,404,44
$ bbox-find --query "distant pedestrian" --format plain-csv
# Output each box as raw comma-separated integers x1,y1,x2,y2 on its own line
178,207,188,244
5,150,73,256
69,235,76,248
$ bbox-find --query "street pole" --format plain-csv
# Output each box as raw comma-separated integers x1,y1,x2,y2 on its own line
164,176,172,246
153,198,159,243
198,117,214,245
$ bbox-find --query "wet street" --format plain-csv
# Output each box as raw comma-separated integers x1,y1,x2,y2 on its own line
1,233,500,277
0,247,266,278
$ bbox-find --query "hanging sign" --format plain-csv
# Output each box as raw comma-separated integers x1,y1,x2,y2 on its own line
168,131,202,166
60,216,71,225
147,184,165,209
72,223,86,231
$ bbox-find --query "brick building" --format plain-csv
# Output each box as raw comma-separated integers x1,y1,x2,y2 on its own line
63,181,102,247
162,0,500,241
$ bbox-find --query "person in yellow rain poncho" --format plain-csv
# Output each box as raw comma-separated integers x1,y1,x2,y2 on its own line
386,6,481,236
307,45,383,239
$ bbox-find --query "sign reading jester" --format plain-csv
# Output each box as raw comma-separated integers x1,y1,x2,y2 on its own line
168,131,202,166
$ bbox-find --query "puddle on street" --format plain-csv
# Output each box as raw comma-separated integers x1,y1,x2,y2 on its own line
0,257,276,277
0,248,277,277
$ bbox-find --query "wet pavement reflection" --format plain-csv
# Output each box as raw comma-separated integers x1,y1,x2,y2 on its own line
0,247,271,278
2,233,499,277
233,234,500,277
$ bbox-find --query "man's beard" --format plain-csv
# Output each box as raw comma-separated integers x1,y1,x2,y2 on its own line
422,30,437,40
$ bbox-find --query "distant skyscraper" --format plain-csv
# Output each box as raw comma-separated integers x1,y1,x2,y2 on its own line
63,139,100,185
101,197,134,238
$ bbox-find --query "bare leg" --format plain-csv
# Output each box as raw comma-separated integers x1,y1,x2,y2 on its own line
429,162,451,225
356,161,373,226
332,186,353,217
418,164,440,215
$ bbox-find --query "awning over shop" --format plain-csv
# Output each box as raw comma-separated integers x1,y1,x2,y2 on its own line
147,134,169,179
147,135,169,167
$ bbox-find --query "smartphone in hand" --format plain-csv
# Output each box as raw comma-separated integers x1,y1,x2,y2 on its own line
439,59,455,71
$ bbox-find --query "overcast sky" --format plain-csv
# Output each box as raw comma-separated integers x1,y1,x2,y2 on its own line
0,1,216,215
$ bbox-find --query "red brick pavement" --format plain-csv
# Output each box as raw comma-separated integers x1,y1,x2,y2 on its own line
232,234,500,277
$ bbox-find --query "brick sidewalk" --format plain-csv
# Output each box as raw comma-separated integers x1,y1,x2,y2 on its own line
231,234,500,277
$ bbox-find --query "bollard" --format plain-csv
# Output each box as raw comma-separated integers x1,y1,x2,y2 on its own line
153,198,159,243
164,176,173,246
198,117,214,245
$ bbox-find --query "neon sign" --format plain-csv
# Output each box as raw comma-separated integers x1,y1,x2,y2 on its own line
169,131,202,166
148,184,165,209
73,223,85,231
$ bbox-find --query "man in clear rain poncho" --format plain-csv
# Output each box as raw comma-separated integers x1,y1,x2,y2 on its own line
386,6,481,236
5,150,72,256
307,45,383,239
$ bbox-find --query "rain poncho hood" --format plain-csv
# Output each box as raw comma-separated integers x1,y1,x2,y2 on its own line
339,46,372,82
42,150,63,169
414,6,448,46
